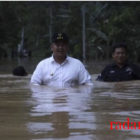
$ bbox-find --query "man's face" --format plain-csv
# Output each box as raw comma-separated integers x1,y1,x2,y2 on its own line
112,47,127,65
51,41,68,58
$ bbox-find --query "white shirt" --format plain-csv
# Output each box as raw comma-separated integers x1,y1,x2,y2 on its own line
30,56,93,87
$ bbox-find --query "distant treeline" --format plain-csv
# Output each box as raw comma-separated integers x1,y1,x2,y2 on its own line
0,1,140,61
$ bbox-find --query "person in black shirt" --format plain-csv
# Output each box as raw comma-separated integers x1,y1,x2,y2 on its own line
97,43,140,82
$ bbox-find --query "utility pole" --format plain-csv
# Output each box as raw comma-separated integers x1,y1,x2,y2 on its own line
81,5,86,64
49,6,53,43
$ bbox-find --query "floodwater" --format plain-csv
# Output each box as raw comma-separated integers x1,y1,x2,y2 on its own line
0,74,140,140
0,59,140,140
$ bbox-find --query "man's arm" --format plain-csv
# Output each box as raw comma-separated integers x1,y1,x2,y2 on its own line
30,62,43,85
96,66,108,81
78,62,93,86
132,64,140,80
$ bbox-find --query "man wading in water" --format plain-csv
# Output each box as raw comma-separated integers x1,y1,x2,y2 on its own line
31,33,93,87
97,43,140,82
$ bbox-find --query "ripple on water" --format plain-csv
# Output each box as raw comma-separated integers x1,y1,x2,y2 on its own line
1,74,140,140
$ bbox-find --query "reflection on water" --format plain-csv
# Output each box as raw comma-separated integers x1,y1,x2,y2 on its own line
28,85,95,139
0,74,140,140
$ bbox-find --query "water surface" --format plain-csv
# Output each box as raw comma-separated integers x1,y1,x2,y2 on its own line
0,74,140,140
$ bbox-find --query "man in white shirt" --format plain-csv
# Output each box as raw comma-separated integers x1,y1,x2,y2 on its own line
31,33,93,87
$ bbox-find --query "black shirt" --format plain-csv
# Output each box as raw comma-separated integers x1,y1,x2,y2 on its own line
97,62,140,82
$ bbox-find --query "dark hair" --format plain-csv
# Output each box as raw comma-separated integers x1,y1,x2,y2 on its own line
12,66,28,76
112,43,127,54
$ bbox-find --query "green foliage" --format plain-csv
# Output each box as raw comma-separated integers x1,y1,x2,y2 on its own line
0,2,140,61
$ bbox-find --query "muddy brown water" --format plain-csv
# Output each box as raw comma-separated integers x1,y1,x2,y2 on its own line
0,73,140,140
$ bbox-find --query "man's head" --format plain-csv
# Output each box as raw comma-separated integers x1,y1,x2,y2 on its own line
112,43,128,66
12,66,28,76
51,33,69,59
